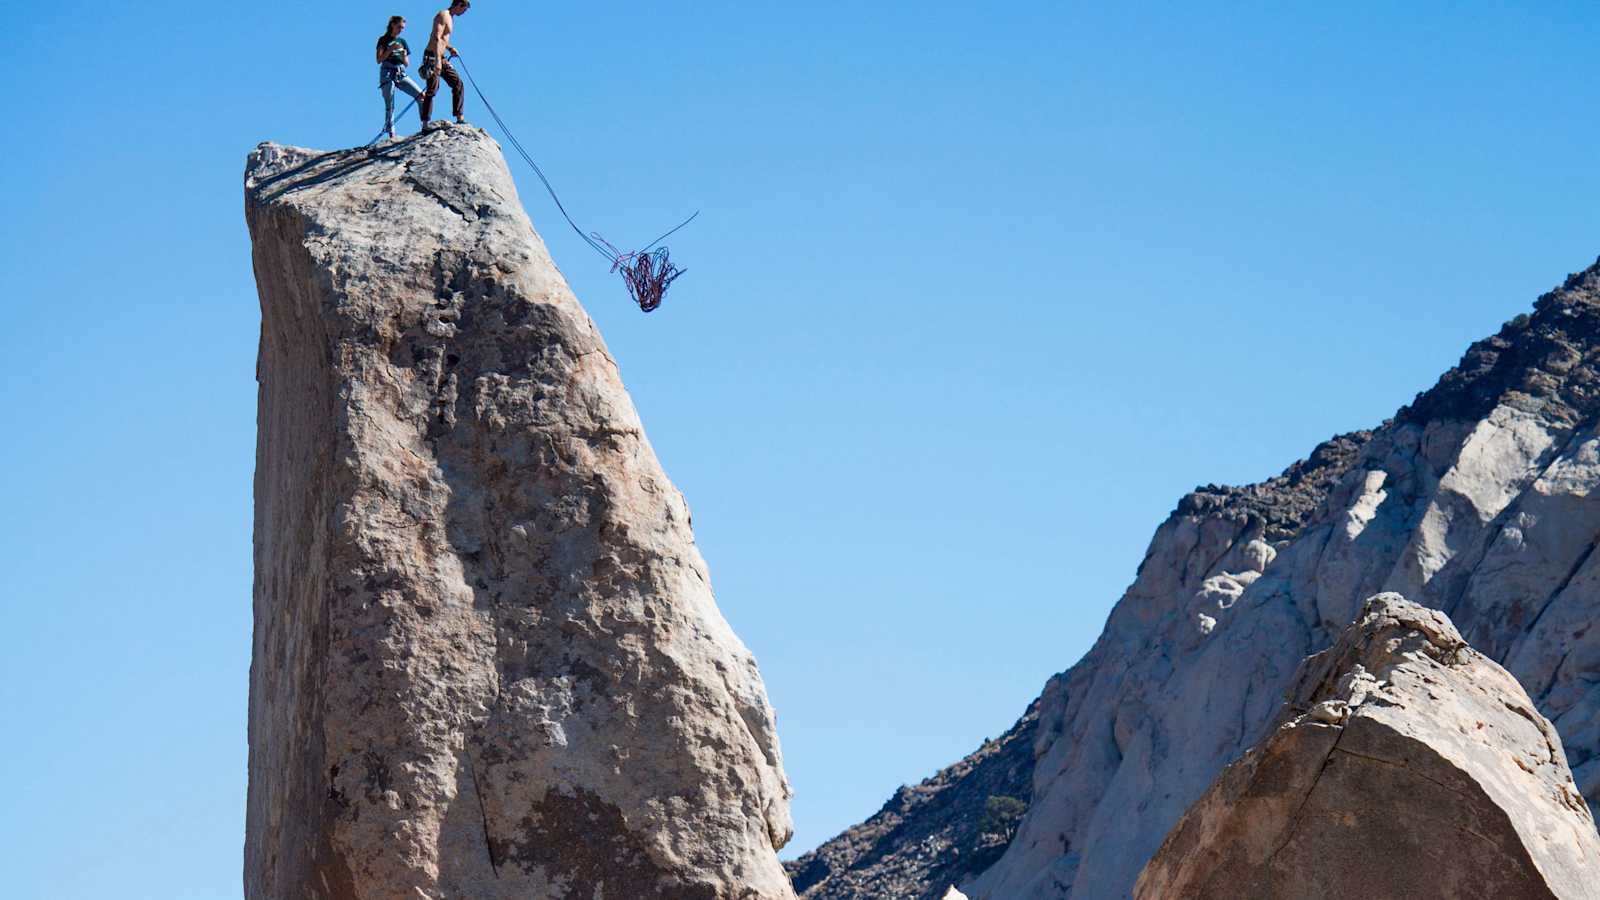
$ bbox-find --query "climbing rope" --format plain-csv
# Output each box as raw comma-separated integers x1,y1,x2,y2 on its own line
594,238,683,314
451,50,696,313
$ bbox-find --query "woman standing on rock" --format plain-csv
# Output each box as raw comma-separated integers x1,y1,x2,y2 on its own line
376,16,424,139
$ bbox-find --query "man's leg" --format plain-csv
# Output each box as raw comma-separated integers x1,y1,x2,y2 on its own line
441,62,465,121
420,56,440,123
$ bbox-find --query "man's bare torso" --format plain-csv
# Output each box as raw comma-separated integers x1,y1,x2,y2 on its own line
427,11,454,58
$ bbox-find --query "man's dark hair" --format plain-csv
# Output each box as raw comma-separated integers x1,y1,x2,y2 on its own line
451,0,471,9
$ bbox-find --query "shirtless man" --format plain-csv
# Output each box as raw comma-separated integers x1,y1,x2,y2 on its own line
420,1,470,125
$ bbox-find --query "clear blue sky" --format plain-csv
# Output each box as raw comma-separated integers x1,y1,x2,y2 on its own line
5,2,1600,896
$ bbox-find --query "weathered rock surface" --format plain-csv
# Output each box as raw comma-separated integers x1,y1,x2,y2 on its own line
1135,594,1600,900
805,261,1600,899
784,705,1037,899
244,123,793,900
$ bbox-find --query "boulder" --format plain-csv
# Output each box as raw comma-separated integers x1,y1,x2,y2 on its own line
1135,594,1600,900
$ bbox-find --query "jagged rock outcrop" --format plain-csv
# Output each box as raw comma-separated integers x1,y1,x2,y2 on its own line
785,705,1037,899
804,262,1600,899
1135,594,1600,900
244,123,793,900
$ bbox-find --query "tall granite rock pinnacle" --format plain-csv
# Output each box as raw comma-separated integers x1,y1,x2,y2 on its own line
243,123,794,899
798,263,1600,898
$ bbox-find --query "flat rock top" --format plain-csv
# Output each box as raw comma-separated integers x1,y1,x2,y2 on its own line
249,122,509,218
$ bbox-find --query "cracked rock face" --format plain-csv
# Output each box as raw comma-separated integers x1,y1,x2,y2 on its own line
243,123,793,900
1134,594,1600,900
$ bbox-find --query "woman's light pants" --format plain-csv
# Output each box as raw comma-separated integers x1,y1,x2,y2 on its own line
381,71,425,137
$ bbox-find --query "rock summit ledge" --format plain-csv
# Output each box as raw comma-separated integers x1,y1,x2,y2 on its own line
243,124,795,900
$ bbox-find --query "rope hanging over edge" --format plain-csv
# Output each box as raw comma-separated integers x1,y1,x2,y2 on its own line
453,51,695,313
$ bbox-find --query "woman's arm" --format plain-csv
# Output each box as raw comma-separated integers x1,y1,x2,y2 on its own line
377,42,392,64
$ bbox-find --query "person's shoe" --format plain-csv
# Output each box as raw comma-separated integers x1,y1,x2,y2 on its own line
386,130,397,140
455,115,468,125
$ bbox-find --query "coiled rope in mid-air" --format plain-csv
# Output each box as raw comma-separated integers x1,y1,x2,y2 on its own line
453,51,695,313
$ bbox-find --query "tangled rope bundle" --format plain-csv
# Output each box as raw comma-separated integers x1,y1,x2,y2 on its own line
606,246,683,313
454,52,695,313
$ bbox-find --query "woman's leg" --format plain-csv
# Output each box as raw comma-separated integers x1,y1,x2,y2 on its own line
381,80,397,136
391,76,424,131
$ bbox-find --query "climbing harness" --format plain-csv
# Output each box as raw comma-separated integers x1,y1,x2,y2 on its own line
451,50,696,313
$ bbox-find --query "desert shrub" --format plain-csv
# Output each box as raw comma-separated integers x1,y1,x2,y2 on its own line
978,794,1027,846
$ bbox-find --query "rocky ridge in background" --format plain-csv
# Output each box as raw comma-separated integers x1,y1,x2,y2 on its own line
1135,594,1600,900
244,123,793,900
784,705,1038,900
801,261,1600,899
